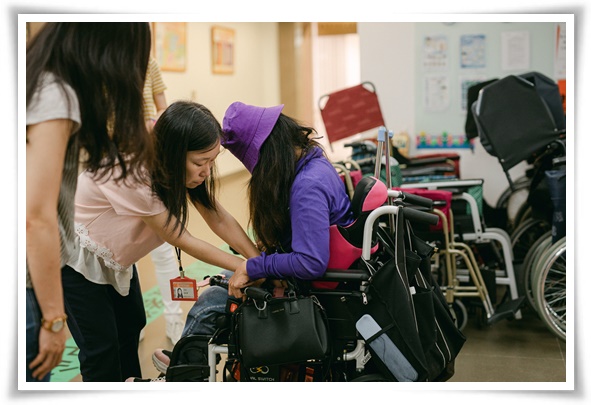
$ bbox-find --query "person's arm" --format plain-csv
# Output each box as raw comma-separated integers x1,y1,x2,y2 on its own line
150,58,167,121
26,119,71,380
153,92,167,121
142,211,246,272
195,201,259,259
245,180,332,281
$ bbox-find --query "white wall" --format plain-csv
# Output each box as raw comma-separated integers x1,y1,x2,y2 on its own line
159,22,280,177
312,31,362,162
359,23,417,141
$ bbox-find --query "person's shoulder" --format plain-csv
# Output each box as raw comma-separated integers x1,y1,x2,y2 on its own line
35,72,65,95
27,72,81,127
148,57,162,73
301,150,338,177
294,154,341,193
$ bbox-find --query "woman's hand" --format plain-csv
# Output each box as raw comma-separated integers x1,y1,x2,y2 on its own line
228,260,261,298
29,328,67,380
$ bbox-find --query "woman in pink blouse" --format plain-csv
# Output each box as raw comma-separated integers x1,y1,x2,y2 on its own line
63,101,259,381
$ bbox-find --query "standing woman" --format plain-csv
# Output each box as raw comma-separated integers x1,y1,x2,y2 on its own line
26,22,154,382
64,101,259,381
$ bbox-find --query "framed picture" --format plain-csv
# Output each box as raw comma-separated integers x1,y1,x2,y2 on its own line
153,22,187,72
211,26,235,74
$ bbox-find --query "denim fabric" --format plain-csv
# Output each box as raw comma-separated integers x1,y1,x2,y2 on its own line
26,288,50,382
183,270,234,337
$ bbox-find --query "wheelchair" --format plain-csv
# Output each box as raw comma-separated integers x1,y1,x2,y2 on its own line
469,73,567,340
163,176,465,382
398,179,526,329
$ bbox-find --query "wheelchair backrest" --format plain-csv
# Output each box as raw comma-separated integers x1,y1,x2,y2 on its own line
313,176,388,289
473,74,562,172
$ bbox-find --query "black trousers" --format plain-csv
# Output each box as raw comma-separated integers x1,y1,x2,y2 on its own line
62,265,147,382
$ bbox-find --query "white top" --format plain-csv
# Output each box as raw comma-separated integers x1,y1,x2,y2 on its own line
26,73,81,288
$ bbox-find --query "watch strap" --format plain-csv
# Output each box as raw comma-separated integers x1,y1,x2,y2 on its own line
41,315,68,332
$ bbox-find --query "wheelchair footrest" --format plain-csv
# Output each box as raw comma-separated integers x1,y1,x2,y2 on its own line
487,296,526,325
166,364,210,382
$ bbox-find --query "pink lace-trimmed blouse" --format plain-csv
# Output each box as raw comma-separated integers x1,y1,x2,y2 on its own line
66,168,166,295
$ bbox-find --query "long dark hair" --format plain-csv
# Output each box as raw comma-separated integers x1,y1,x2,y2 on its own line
26,22,154,182
249,114,322,251
151,101,220,234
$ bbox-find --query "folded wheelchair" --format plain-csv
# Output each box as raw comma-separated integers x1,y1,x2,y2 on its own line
163,175,465,382
467,72,566,340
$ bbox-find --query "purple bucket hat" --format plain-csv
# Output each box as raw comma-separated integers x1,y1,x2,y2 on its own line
222,101,284,173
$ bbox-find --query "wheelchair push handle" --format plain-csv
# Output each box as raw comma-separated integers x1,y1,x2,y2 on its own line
208,274,273,301
208,275,273,303
388,190,433,209
208,274,230,289
243,286,273,302
402,206,440,226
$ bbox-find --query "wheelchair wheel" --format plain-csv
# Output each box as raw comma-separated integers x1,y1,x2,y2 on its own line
527,235,552,315
518,231,553,312
496,176,530,212
510,218,551,263
505,187,530,231
449,299,468,331
531,237,566,341
513,205,533,230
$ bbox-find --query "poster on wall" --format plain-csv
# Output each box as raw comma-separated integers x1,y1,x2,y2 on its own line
423,75,450,111
153,22,187,72
211,26,235,74
460,34,486,69
460,76,486,112
501,30,530,71
422,35,448,71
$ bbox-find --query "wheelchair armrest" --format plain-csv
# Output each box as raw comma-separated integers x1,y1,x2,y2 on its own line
320,269,370,282
402,178,484,192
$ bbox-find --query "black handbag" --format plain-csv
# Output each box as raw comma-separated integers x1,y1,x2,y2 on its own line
232,287,330,369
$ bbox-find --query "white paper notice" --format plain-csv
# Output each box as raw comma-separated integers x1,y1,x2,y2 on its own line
424,75,450,111
501,31,530,71
423,35,448,72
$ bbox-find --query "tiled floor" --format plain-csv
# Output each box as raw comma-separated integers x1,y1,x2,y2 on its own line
449,304,566,382
56,169,568,384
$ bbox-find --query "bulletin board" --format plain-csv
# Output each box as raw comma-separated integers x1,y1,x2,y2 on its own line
413,22,561,150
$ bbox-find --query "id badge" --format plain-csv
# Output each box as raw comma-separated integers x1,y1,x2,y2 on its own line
170,276,198,301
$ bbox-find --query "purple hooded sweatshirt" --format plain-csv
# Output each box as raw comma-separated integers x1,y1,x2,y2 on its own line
246,147,354,280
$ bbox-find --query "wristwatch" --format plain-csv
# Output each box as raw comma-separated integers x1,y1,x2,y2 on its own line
41,315,68,333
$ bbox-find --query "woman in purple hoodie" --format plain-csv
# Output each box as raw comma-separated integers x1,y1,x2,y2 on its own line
223,101,354,296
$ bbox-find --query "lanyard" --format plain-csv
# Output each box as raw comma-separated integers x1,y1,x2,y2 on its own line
170,246,197,301
175,246,185,278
